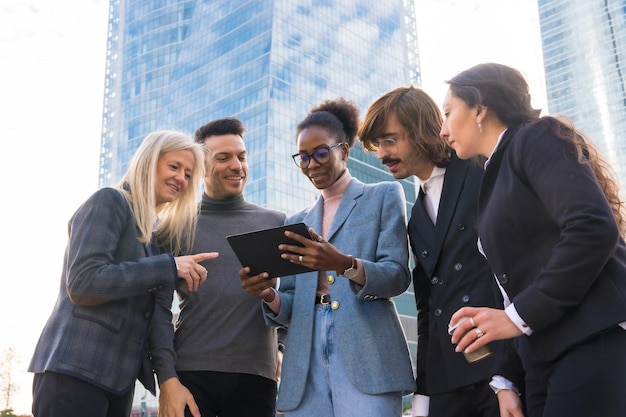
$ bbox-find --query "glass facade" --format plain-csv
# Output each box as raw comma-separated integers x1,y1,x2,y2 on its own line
101,0,421,408
538,0,626,190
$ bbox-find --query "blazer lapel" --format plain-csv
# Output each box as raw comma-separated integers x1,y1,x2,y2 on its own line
144,233,160,257
412,187,436,239
326,179,362,242
434,156,468,250
416,155,468,264
479,126,518,213
303,195,324,236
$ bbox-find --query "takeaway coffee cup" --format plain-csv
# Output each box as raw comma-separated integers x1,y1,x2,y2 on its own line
448,317,492,363
462,343,492,363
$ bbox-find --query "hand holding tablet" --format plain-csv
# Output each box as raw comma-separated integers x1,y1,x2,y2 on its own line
227,222,318,276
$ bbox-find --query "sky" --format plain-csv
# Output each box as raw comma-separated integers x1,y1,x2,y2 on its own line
0,0,546,413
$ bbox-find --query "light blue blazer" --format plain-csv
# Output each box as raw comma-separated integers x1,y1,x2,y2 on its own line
264,178,416,411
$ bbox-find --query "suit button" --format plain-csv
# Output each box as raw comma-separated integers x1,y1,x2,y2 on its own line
327,275,335,284
434,309,442,317
457,223,466,231
430,277,439,285
144,312,152,319
331,301,340,310
498,273,509,284
421,250,429,258
454,263,463,271
462,295,470,303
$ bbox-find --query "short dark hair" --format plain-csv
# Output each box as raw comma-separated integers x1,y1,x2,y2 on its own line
194,117,247,144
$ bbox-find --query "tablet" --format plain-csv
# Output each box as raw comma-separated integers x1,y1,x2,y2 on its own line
226,222,318,277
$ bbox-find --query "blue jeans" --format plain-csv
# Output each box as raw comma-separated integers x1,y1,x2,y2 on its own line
285,305,402,417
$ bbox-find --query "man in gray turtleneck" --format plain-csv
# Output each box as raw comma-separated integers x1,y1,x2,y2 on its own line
152,117,286,417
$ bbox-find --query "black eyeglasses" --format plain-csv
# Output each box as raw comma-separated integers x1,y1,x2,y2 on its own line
292,143,344,168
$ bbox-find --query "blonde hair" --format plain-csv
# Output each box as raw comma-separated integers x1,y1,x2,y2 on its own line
117,130,205,254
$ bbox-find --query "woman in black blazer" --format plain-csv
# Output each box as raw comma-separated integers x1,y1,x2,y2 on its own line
442,63,626,417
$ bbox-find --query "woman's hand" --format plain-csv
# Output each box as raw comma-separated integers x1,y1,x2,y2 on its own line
279,228,352,274
174,252,218,294
238,267,278,303
448,307,523,355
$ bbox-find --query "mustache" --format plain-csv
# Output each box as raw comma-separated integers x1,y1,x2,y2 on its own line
381,158,400,165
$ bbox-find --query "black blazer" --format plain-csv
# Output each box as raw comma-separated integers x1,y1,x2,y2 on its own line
409,154,503,395
478,119,626,362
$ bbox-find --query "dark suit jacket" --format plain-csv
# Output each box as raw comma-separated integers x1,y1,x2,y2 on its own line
409,154,503,395
477,119,626,362
28,187,178,394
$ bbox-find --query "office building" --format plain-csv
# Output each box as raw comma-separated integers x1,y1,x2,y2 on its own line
538,0,626,188
100,0,421,408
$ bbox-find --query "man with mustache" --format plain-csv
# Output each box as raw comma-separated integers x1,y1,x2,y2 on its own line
358,87,522,417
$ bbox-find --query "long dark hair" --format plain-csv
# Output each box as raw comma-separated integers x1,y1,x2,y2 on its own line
447,63,625,234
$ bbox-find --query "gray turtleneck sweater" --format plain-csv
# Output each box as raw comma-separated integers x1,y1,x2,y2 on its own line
170,194,285,381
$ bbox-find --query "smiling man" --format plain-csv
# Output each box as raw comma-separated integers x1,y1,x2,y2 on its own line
151,117,286,417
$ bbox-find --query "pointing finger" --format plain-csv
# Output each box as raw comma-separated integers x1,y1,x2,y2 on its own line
192,252,219,262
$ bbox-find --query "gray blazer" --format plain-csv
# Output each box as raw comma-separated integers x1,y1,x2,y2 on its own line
265,178,416,411
28,187,178,395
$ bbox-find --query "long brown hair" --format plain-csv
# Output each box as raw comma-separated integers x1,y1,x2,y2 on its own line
358,86,450,167
447,63,625,234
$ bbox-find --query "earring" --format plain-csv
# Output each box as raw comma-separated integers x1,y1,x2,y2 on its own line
477,123,482,133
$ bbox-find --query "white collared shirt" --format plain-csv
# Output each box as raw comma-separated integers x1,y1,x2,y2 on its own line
418,166,446,224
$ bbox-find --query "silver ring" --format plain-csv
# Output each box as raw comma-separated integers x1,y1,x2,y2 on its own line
317,236,324,243
469,317,476,327
298,255,303,263
475,328,484,338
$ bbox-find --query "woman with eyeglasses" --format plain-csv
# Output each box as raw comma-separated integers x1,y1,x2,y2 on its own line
240,97,415,417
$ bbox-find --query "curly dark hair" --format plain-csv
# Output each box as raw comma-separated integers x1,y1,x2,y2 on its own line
296,97,360,148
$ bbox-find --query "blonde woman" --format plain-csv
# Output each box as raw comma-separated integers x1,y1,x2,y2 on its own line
29,130,218,417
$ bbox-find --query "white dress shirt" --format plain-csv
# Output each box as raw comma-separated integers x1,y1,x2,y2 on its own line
418,166,446,224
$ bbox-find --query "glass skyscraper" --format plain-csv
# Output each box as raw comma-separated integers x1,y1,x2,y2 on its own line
538,0,626,189
100,0,420,408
